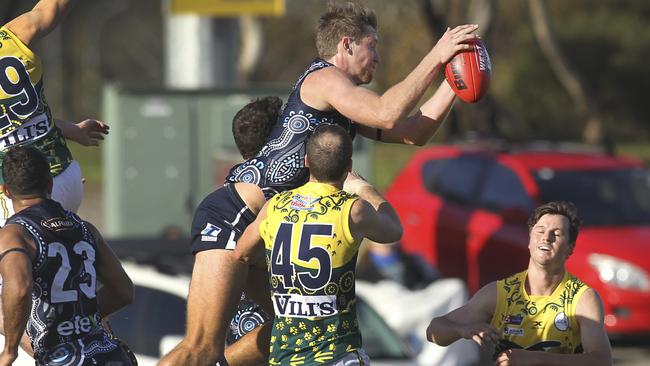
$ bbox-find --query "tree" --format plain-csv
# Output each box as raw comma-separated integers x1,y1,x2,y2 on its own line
528,0,604,145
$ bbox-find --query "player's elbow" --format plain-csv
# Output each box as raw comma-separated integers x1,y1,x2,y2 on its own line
410,137,429,147
385,222,403,243
426,318,452,346
375,108,400,130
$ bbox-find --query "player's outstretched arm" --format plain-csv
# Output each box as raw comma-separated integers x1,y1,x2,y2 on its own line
359,80,456,145
86,222,134,318
306,25,478,131
495,288,613,366
234,201,269,268
4,0,77,47
426,281,499,347
345,171,402,244
0,226,34,366
55,119,110,147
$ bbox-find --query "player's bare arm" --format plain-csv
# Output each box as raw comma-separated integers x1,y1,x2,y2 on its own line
426,281,499,347
303,25,477,130
55,119,110,147
86,222,134,318
495,288,612,366
5,0,77,47
0,225,35,365
345,172,402,244
234,201,269,268
358,80,456,145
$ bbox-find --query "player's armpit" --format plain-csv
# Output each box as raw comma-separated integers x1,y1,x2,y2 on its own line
233,202,268,268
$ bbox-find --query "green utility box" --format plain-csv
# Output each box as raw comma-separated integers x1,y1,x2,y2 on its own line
102,85,373,238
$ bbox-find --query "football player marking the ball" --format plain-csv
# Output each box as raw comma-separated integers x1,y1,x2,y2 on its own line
162,2,480,364
426,201,612,366
235,124,403,365
0,146,135,366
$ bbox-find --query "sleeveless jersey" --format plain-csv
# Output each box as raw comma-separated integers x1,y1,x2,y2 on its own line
7,199,120,365
0,27,72,183
490,270,590,356
260,182,361,365
226,59,356,199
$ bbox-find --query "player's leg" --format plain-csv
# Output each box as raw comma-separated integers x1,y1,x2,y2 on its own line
50,160,84,213
158,249,247,366
223,266,274,365
224,322,272,366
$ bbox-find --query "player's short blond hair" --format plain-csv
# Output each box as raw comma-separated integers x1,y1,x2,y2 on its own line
315,2,378,60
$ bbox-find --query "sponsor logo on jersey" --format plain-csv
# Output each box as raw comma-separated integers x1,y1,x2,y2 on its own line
41,217,77,232
554,312,569,331
0,114,51,149
290,194,318,211
272,293,337,319
201,223,221,242
503,326,524,336
503,314,524,325
56,315,95,336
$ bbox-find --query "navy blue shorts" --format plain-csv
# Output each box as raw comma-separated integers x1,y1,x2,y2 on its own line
190,184,256,254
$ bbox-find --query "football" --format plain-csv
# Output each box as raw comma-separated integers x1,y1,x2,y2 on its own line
444,38,491,103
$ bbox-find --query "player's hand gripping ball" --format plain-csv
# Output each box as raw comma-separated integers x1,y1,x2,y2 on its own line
444,38,491,103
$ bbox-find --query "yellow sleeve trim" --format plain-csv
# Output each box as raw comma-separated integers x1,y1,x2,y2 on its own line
0,26,38,63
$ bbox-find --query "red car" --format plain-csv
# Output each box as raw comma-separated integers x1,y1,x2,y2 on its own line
385,142,650,336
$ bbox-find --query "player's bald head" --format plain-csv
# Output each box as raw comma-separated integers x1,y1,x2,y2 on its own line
306,124,352,182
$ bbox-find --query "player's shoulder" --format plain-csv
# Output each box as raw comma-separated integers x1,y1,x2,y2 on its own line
575,287,604,316
0,223,27,242
305,64,354,88
0,222,35,255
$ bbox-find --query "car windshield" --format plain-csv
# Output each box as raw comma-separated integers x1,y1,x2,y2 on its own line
535,167,650,226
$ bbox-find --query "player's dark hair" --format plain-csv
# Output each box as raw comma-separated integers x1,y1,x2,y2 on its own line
316,1,378,59
528,201,582,245
306,124,352,182
2,146,51,197
232,96,283,160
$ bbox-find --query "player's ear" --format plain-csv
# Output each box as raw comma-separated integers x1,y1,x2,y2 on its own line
0,184,10,199
342,37,353,55
347,159,353,172
304,154,310,168
46,179,53,196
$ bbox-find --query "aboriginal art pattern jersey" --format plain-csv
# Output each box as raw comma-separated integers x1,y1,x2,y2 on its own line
7,199,120,365
226,59,356,199
260,182,361,365
490,270,590,357
0,27,72,183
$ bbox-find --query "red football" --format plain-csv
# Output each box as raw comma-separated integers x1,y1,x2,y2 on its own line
444,38,491,103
